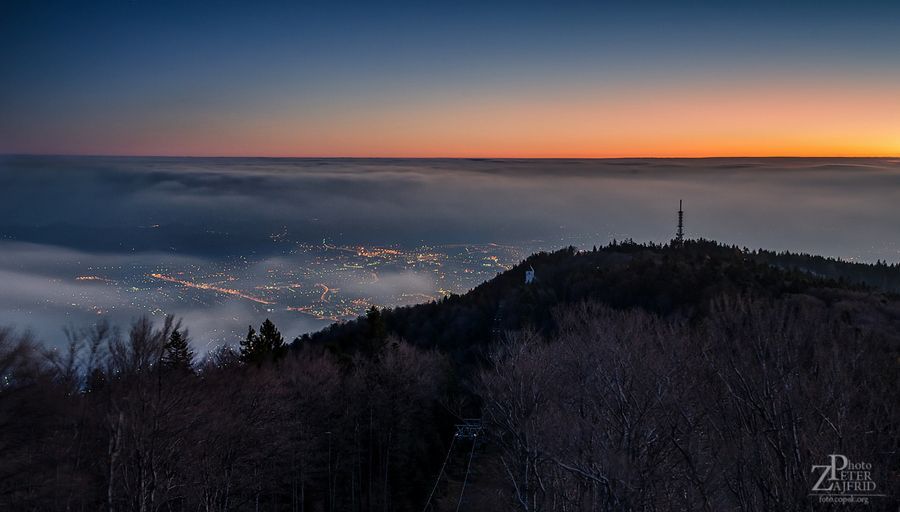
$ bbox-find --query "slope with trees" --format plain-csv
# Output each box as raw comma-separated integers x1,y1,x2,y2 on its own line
1,240,898,510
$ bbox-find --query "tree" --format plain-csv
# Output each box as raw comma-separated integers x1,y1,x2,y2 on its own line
162,328,194,371
364,306,388,356
259,318,286,359
240,319,287,365
240,325,258,364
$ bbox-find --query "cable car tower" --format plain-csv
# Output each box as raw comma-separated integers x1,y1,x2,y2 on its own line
421,419,483,511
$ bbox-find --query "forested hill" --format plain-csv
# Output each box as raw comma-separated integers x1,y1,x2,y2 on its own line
5,239,899,511
306,239,900,362
754,248,900,292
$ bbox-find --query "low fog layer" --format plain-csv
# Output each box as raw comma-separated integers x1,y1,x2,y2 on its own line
1,156,898,347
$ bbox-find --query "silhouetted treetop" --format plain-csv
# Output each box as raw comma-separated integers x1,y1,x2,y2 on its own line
162,328,194,371
241,318,287,365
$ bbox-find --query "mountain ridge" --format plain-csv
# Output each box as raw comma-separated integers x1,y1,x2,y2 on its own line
303,239,900,363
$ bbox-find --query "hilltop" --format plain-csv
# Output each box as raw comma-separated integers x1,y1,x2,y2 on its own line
305,239,900,363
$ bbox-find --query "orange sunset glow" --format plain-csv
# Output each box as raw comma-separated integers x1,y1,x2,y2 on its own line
4,0,900,158
21,79,896,158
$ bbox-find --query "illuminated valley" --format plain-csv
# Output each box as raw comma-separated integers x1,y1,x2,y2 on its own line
45,240,530,346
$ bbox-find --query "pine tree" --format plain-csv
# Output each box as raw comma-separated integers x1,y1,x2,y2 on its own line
240,320,287,365
240,325,259,364
162,328,194,371
364,306,388,356
258,318,286,361
367,306,386,340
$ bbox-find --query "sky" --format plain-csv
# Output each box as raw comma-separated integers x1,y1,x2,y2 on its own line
2,0,899,157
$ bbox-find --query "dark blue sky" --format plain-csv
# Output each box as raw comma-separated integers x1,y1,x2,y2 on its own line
2,0,899,156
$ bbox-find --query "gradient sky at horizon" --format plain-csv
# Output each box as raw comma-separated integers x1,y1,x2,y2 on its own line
2,0,899,157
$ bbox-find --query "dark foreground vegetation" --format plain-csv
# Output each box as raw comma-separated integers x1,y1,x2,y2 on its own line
2,240,898,511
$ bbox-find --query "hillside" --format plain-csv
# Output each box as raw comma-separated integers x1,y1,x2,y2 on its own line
294,239,900,510
4,239,899,511
306,239,900,363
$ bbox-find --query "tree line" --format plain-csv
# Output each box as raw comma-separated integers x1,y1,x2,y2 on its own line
2,240,899,510
1,316,453,511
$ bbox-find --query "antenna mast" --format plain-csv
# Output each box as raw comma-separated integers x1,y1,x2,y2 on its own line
675,200,684,245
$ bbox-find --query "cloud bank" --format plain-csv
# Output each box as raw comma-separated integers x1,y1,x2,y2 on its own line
2,157,899,348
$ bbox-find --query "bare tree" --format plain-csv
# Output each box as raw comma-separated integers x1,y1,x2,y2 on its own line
477,298,899,511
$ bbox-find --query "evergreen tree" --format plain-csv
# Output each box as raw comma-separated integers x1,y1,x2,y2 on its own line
366,306,387,341
258,318,287,361
240,325,259,364
240,320,286,365
162,328,194,371
364,306,388,356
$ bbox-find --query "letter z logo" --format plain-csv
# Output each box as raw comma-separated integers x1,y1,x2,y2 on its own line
812,454,848,492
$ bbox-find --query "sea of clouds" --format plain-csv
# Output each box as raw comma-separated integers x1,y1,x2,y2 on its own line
2,156,899,347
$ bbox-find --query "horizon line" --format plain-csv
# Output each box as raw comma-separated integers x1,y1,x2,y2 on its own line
3,153,900,160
